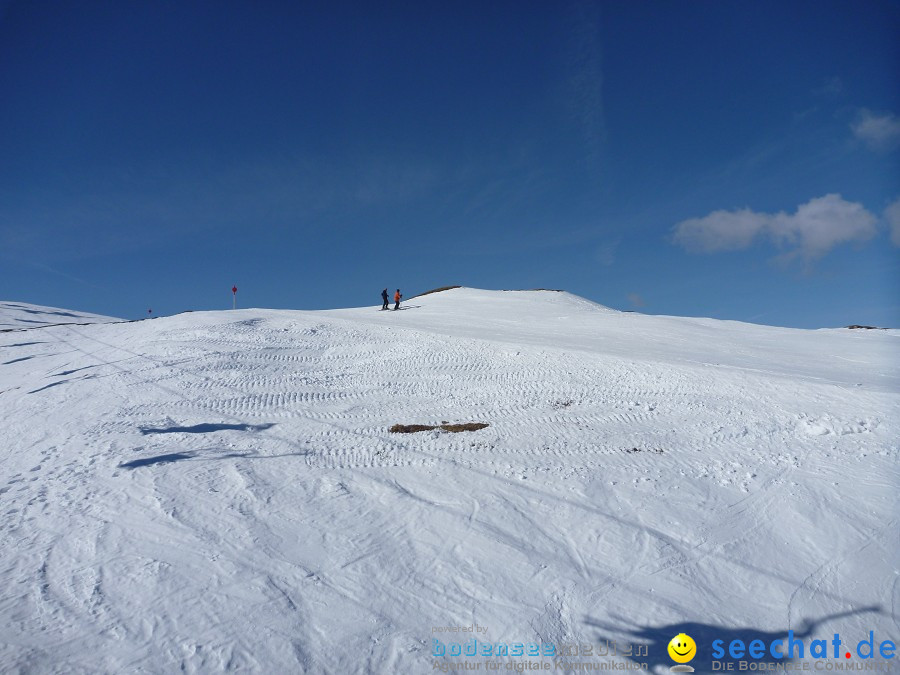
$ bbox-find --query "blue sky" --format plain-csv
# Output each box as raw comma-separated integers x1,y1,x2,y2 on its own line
1,0,898,328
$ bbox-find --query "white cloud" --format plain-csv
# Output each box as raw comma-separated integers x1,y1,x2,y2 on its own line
885,198,900,247
672,207,769,253
770,194,878,260
851,110,900,152
672,194,878,261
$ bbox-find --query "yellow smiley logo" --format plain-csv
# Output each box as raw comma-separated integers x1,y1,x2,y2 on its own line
668,633,696,664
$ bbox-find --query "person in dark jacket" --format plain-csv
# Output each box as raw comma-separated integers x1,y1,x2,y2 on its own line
381,288,389,310
394,289,402,310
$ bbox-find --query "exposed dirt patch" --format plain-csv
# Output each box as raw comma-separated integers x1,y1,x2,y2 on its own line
440,423,490,432
389,424,436,434
390,422,489,434
551,398,575,409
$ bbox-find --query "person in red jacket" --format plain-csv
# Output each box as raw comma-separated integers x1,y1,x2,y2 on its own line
393,289,402,311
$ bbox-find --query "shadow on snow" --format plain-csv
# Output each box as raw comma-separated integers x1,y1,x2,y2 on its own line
119,452,196,468
139,422,276,435
119,448,310,469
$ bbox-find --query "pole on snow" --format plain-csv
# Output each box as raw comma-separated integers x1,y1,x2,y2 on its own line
232,285,238,310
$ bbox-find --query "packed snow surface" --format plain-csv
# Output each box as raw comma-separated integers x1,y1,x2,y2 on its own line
0,288,897,674
0,301,120,330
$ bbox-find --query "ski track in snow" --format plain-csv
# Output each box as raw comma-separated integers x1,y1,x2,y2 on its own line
0,289,897,674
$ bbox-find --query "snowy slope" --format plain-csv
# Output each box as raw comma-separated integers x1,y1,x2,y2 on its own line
0,301,120,330
0,288,897,674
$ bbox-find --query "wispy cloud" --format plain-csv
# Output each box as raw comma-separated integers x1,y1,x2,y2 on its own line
626,292,645,308
813,76,844,97
851,109,900,152
595,238,619,266
885,198,900,247
672,194,878,262
564,0,606,174
22,260,106,289
0,154,441,261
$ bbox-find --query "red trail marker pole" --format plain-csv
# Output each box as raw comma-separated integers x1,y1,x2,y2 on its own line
232,285,237,310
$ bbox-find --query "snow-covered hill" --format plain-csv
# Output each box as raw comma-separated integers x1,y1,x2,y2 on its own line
0,301,120,330
0,288,897,674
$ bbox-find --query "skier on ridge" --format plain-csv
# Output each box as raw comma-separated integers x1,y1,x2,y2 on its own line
394,289,402,311
381,288,389,310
